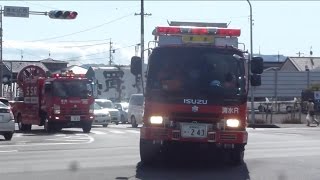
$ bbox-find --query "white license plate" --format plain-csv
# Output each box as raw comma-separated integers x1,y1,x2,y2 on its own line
71,116,81,121
181,123,207,138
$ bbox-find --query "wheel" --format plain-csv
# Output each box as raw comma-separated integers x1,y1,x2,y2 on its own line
82,121,92,133
258,105,265,112
286,106,293,113
102,124,108,127
115,121,119,125
229,149,244,166
140,139,160,165
17,115,31,131
4,132,13,141
131,116,138,128
121,115,125,123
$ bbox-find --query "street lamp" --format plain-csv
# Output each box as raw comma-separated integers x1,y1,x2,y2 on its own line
247,0,255,124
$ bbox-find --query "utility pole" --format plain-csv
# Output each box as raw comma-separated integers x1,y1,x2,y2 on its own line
135,0,151,95
296,51,304,57
0,6,3,97
109,39,114,66
21,50,23,60
247,0,255,124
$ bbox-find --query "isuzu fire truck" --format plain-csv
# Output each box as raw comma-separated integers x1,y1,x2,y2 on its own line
10,65,95,133
130,21,263,165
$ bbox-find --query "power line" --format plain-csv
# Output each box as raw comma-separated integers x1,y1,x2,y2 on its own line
55,38,111,43
59,42,109,48
26,12,134,42
22,1,59,9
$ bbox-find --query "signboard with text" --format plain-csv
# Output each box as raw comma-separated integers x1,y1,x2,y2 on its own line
4,6,29,18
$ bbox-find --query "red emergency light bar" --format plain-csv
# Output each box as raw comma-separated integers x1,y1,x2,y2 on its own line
155,26,241,37
52,71,85,78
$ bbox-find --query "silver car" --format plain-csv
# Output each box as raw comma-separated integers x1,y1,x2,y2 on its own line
93,103,111,127
95,99,120,125
114,102,129,124
0,102,15,141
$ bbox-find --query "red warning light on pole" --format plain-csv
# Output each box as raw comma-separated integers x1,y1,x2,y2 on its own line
48,10,78,20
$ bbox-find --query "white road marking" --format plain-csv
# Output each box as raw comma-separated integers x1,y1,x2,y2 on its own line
0,150,18,153
108,130,125,134
90,130,107,135
0,135,94,148
126,130,140,134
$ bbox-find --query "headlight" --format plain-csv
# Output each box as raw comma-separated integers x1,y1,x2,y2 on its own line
89,103,94,113
226,119,240,127
150,116,163,124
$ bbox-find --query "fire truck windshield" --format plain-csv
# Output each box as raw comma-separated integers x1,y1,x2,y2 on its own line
53,80,93,98
147,46,246,96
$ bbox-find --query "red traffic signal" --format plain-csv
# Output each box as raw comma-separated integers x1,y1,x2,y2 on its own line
48,10,78,20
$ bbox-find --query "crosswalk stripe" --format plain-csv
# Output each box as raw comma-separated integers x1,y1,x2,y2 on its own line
126,130,140,134
90,130,107,135
108,130,125,134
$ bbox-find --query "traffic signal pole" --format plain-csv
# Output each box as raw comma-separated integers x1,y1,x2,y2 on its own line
0,6,3,96
0,6,78,97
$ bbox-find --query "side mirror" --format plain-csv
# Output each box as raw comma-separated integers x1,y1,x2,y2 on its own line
251,74,261,86
251,57,264,74
131,56,142,76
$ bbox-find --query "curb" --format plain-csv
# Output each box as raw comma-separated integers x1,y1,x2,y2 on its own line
247,124,280,128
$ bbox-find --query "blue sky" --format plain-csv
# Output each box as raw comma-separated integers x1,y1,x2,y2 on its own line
1,1,320,65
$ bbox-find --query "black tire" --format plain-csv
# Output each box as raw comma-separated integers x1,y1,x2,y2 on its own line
82,121,92,133
229,149,245,166
140,139,160,165
115,121,119,125
17,115,31,131
286,106,293,113
258,105,265,112
4,132,13,141
102,124,108,127
121,115,125,123
131,116,138,128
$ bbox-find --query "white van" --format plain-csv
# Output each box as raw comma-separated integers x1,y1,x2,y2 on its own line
128,94,144,128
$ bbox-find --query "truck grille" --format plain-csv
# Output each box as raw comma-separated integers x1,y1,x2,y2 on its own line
171,112,221,119
61,108,88,115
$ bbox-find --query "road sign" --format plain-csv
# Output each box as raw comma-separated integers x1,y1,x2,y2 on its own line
4,6,29,18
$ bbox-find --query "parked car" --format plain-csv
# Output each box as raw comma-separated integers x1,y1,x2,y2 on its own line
95,99,120,125
128,94,144,128
114,102,129,124
0,97,11,107
0,102,15,141
93,102,111,127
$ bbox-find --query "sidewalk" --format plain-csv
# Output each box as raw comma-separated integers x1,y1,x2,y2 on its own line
247,123,317,128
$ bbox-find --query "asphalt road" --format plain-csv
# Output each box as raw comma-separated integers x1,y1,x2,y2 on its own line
1,124,320,180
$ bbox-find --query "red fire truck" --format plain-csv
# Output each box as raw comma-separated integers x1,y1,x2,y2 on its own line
130,21,263,165
10,65,95,133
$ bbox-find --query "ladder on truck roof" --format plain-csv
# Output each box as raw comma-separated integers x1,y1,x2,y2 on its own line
168,21,228,28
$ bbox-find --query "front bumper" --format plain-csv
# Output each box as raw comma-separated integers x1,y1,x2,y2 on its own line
0,120,15,133
140,126,248,144
92,117,110,125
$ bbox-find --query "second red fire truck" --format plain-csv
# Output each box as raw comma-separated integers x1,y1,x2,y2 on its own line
10,65,95,133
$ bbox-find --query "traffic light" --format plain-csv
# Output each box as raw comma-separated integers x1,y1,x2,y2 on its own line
48,10,78,19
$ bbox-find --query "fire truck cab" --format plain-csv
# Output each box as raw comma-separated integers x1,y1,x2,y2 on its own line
131,21,263,165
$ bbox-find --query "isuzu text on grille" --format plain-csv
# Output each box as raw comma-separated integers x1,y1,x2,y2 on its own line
183,99,208,105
